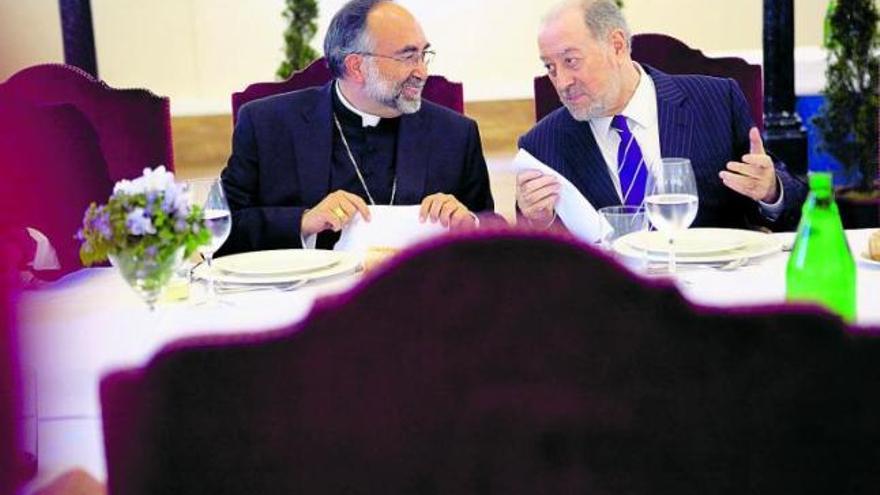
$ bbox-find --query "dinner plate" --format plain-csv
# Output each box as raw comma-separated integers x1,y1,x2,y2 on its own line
613,229,782,263
859,252,880,268
624,228,748,255
212,249,346,276
193,251,360,284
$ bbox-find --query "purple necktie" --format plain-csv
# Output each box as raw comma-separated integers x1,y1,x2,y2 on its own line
611,115,647,206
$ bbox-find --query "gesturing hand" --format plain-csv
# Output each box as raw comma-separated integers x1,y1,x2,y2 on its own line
301,190,371,236
719,127,779,203
419,193,476,230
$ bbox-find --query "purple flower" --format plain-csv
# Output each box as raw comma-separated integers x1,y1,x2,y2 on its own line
126,208,156,236
174,218,188,233
86,206,112,239
162,184,191,219
145,245,158,258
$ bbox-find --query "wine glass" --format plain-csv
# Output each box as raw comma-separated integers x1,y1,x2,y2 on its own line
187,178,232,303
644,157,699,274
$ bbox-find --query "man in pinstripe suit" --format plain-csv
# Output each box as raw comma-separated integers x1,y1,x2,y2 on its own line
516,0,806,231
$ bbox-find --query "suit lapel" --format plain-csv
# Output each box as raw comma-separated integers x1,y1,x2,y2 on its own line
559,112,621,208
394,110,430,204
646,65,693,159
295,82,334,206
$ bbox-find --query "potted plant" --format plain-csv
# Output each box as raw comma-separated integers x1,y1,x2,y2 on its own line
813,0,880,228
276,0,319,80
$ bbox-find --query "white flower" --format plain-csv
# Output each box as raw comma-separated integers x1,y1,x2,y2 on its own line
141,166,176,193
111,165,175,197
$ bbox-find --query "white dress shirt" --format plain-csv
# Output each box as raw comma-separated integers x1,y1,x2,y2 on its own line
587,63,783,216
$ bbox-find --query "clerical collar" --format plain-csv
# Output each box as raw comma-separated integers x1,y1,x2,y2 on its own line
334,81,382,128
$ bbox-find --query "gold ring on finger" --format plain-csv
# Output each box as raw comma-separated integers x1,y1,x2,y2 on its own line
331,206,347,220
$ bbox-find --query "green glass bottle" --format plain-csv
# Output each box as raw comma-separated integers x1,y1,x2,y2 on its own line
786,172,856,322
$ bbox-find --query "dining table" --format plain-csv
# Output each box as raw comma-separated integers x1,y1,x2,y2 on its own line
15,228,880,492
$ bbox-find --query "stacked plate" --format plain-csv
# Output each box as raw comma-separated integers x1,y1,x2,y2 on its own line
193,249,361,286
612,228,783,263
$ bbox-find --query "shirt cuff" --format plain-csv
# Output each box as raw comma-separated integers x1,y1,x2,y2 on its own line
300,233,317,249
758,176,785,221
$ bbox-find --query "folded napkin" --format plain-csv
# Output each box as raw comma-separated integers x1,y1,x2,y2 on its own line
334,205,449,255
511,149,609,243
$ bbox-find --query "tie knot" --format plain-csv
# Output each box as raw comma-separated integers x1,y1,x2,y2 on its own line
611,115,630,134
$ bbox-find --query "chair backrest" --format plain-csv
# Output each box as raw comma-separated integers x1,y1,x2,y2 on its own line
0,64,174,182
101,233,880,494
231,57,464,124
0,100,114,273
534,33,764,128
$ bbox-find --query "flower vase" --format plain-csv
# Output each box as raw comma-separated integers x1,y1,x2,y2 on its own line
109,247,184,310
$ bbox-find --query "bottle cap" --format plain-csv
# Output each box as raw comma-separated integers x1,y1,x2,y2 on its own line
808,172,833,192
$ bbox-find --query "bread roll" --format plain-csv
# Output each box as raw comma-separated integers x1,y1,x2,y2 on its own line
870,230,880,261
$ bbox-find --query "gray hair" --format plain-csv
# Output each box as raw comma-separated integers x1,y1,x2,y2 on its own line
546,0,632,50
324,0,389,78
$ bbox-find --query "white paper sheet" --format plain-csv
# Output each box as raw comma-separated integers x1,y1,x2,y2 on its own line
334,205,449,254
511,148,610,243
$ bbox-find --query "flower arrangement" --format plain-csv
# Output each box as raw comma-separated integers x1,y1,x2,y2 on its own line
79,166,210,265
78,167,210,307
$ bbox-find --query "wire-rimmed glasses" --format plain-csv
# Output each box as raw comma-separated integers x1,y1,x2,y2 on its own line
355,49,435,67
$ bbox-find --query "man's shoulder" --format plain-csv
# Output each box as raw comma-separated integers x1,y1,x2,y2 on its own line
521,106,572,145
238,85,327,120
417,99,476,130
648,67,736,101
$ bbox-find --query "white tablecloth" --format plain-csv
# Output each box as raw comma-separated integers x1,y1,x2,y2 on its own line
16,229,880,490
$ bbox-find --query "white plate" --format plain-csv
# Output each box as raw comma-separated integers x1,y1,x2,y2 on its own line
212,249,346,276
194,251,361,284
613,229,782,264
624,228,748,255
859,252,880,268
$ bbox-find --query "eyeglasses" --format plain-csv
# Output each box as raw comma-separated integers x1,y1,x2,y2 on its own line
356,49,436,67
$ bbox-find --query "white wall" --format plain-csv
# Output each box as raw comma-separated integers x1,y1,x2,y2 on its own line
0,0,64,81
1,0,830,114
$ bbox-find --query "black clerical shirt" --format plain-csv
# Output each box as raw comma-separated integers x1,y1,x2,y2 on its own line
330,87,398,206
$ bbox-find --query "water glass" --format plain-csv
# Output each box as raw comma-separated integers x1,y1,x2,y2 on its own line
644,157,699,274
186,178,232,304
599,205,648,248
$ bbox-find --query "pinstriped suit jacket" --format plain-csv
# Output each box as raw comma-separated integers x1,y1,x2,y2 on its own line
519,65,806,231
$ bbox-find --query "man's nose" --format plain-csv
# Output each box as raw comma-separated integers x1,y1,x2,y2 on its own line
553,67,574,92
412,59,429,79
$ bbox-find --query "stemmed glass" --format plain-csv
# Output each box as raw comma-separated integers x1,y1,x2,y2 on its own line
644,157,699,274
187,178,232,304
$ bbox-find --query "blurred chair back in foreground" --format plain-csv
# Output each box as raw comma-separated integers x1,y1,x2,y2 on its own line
0,64,174,181
102,233,880,494
232,57,464,124
534,33,764,129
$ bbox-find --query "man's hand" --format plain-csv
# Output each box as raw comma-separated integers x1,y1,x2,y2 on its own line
720,127,779,203
419,193,476,230
301,190,371,236
516,170,559,226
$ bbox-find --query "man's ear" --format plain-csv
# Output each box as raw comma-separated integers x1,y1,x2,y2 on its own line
608,29,628,57
343,54,367,84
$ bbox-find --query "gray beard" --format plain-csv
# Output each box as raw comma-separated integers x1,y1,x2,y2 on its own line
363,63,423,114
563,99,606,122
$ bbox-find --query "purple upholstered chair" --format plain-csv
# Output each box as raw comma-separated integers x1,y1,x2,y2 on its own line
0,64,174,182
232,57,464,124
101,233,880,494
0,100,114,275
534,33,764,129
